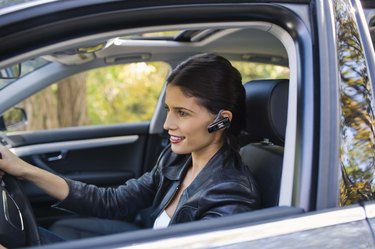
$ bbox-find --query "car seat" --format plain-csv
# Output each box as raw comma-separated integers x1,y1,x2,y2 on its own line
240,79,289,208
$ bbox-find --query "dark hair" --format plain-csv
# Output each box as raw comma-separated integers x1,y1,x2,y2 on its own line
166,53,246,151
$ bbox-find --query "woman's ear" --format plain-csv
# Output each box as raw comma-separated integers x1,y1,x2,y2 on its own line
207,109,232,133
221,110,233,122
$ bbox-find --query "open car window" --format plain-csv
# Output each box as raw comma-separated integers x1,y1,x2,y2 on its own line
6,62,169,132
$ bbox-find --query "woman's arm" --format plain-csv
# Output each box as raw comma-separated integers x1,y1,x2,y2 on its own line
0,145,69,201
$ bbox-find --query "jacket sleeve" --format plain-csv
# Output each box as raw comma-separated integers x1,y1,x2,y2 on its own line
52,165,159,221
53,146,173,221
53,145,175,221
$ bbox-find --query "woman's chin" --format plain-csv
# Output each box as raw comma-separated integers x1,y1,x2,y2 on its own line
170,144,188,154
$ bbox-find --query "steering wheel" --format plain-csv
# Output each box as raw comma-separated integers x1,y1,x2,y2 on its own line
0,174,41,248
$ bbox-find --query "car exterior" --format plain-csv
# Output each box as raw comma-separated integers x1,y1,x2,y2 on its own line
0,0,375,248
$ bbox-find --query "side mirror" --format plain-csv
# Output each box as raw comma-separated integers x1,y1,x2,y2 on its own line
0,107,27,131
0,64,21,79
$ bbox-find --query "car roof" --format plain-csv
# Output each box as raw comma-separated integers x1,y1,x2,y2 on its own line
44,27,288,66
0,1,296,114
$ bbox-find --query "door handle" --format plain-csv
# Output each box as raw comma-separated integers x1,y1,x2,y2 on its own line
46,151,67,162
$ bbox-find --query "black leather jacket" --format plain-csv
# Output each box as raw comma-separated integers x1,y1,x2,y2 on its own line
55,144,260,226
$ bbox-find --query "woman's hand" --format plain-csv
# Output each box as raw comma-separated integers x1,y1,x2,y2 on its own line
0,145,30,179
0,145,69,201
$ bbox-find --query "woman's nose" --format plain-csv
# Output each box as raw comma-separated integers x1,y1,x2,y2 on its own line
163,112,176,130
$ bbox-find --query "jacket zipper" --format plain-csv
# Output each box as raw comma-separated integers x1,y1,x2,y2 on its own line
169,190,186,224
155,182,180,220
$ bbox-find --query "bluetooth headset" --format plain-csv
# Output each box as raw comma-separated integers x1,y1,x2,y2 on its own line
207,110,231,133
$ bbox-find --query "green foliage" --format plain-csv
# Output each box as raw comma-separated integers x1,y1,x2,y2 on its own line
231,61,289,83
12,59,290,132
85,61,289,125
86,62,169,125
334,0,375,205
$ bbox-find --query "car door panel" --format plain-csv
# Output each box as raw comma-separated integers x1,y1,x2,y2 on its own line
363,202,375,239
7,122,148,147
90,205,372,249
5,122,155,225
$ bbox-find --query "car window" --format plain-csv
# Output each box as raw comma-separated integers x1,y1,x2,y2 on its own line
10,61,169,131
231,61,290,83
335,1,375,205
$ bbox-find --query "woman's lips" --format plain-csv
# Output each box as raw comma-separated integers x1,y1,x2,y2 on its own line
170,135,184,144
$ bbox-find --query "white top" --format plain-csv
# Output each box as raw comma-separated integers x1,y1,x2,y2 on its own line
153,210,171,229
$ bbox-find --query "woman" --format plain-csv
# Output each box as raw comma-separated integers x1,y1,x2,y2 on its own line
0,53,260,241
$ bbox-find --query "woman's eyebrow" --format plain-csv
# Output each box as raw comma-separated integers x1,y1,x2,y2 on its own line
164,102,196,114
173,106,195,114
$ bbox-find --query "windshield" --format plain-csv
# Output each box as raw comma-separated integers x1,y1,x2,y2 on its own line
0,57,50,90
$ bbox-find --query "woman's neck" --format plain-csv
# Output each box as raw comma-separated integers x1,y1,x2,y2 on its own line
190,142,223,178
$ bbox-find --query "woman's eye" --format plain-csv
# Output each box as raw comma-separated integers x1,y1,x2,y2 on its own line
164,105,170,112
178,110,188,117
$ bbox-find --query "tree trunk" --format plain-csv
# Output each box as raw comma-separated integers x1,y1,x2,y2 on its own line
18,72,88,131
20,87,58,130
57,72,88,127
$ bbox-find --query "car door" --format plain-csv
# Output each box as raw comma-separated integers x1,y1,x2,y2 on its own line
1,0,375,248
0,61,170,227
0,0,313,240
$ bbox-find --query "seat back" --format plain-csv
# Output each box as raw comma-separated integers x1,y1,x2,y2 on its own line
240,79,289,208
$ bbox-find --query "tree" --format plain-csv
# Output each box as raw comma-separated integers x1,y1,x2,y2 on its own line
85,62,168,125
18,72,88,130
15,61,287,133
334,0,375,205
231,61,289,83
57,72,88,127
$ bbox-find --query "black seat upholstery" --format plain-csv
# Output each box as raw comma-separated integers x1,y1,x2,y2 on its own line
240,79,289,208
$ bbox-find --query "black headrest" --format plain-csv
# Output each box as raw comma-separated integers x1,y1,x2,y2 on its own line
243,79,289,146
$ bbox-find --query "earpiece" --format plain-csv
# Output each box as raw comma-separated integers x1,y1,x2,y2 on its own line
207,110,230,133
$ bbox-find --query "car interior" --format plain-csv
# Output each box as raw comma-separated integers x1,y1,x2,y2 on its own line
0,19,305,247
1,1,375,247
240,79,289,208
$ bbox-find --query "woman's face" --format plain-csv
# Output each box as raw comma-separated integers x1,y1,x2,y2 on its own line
163,84,224,156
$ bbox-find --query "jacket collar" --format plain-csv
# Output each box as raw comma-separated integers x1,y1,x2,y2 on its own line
163,145,227,182
163,153,191,181
185,146,227,195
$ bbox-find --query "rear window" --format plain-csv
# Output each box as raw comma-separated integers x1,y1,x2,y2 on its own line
231,61,289,83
